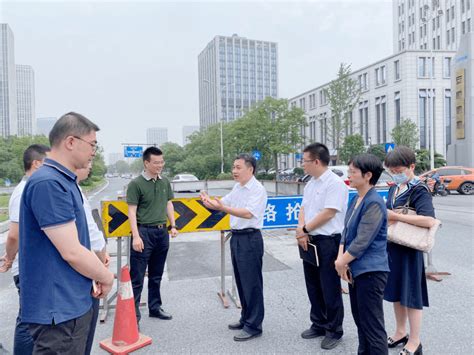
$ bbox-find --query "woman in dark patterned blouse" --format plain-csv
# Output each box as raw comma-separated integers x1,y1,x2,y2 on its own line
383,146,436,355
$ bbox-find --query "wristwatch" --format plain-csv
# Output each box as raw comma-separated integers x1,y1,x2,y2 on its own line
302,225,309,234
170,225,177,229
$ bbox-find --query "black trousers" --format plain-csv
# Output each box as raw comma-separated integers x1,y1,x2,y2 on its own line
28,307,93,355
303,234,344,339
349,271,389,355
84,298,99,355
130,225,170,322
230,229,264,335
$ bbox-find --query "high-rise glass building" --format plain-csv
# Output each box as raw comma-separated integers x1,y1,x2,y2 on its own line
198,34,278,129
393,0,472,52
0,23,18,137
16,65,35,136
146,127,168,147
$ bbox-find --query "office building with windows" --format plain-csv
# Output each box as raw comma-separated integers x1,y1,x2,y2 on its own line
198,34,278,129
285,50,455,169
182,125,199,146
0,24,18,137
393,0,472,52
146,127,168,147
16,65,35,136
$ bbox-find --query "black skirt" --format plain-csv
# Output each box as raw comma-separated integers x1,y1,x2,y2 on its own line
383,241,429,309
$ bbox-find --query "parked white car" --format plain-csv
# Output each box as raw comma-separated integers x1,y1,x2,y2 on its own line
172,174,201,192
172,174,199,182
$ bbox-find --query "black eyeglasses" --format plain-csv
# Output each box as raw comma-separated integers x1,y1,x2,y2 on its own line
73,136,98,152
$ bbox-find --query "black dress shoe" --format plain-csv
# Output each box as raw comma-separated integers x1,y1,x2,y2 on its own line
149,307,172,320
388,335,409,348
321,336,341,350
233,330,262,342
228,322,244,330
400,343,422,355
301,327,325,339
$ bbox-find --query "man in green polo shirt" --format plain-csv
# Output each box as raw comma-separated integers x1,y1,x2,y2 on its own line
127,146,178,324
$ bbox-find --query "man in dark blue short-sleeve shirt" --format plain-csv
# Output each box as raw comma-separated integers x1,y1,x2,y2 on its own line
19,112,114,354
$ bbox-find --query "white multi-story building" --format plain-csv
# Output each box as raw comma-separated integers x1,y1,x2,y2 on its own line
182,125,199,146
393,0,472,52
198,34,278,129
146,127,168,147
285,50,455,169
36,117,57,136
0,23,18,137
16,65,35,136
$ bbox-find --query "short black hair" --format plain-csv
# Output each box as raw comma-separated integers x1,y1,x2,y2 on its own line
235,153,256,174
143,146,163,161
49,112,100,147
23,144,50,172
349,153,384,186
384,146,416,168
303,142,330,166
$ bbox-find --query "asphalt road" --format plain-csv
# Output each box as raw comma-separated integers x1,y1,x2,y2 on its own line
0,182,472,354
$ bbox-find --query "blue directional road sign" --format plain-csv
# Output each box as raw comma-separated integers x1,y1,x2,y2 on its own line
252,150,262,161
262,189,390,229
385,143,396,153
295,153,302,161
123,146,143,158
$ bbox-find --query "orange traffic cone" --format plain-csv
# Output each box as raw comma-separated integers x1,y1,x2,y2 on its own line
100,265,152,354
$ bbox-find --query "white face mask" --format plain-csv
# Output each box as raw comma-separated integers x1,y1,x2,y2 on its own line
392,172,409,185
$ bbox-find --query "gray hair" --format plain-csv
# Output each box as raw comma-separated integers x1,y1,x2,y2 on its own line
49,112,100,147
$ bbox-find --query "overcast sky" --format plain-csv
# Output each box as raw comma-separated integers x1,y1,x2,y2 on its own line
0,0,392,161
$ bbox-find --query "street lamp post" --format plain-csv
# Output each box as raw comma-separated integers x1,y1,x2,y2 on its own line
203,79,224,173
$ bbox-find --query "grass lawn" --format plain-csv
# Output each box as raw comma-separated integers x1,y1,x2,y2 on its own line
0,194,10,221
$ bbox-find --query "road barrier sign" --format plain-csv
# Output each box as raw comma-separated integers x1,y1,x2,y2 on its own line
102,189,390,237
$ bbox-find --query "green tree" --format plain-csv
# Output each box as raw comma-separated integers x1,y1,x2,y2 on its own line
367,144,386,162
129,159,143,174
114,160,130,174
415,149,447,174
0,135,49,183
339,134,366,163
324,63,361,163
160,142,186,177
226,97,307,173
391,118,419,150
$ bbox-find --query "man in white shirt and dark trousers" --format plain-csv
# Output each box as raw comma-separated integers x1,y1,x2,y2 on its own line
76,164,110,355
296,143,348,350
201,154,267,342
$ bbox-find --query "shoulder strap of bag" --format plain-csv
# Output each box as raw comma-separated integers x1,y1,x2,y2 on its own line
403,182,430,209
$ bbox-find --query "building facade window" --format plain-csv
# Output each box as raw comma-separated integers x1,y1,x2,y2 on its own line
375,96,387,144
417,57,434,78
444,57,452,78
445,90,452,148
299,97,306,111
358,100,369,145
375,66,386,86
394,60,401,80
395,91,401,126
419,90,427,148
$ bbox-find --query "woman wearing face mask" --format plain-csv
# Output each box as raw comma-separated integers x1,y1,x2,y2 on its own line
383,146,436,355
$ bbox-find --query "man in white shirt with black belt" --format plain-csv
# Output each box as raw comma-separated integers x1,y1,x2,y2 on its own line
201,154,267,342
296,143,348,350
76,163,110,355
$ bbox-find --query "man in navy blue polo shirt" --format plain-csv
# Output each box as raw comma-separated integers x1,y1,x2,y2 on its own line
19,112,114,354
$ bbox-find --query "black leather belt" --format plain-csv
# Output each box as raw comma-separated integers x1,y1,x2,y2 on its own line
231,228,260,234
309,233,341,240
138,223,167,229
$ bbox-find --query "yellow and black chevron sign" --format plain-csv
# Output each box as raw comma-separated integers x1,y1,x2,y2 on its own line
101,198,230,238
